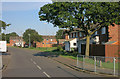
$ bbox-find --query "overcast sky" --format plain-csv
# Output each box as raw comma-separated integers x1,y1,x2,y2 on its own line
1,1,59,36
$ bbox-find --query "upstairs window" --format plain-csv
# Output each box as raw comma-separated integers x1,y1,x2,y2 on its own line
101,27,106,34
70,33,72,38
76,32,78,38
46,39,49,41
73,33,75,38
79,32,82,37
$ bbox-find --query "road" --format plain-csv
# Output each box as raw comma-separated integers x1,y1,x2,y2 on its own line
2,47,109,78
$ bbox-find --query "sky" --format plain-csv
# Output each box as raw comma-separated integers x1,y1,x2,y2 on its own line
1,1,59,36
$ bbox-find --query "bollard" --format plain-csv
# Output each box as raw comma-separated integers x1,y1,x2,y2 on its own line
113,57,116,76
83,55,84,70
77,55,78,67
94,56,96,73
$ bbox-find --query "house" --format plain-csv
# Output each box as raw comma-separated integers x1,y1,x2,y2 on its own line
64,26,107,52
65,38,78,51
63,23,120,58
36,36,57,47
10,36,25,47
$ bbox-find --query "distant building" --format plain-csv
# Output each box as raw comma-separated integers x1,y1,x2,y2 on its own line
36,36,57,47
10,36,25,47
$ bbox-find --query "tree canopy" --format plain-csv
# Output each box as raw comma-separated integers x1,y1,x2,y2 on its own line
0,20,11,32
23,29,43,45
56,29,64,40
39,2,120,56
1,32,18,43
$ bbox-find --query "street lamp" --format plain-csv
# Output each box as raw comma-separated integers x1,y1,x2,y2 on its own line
28,34,31,48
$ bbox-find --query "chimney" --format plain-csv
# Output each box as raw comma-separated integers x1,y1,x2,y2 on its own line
65,34,69,40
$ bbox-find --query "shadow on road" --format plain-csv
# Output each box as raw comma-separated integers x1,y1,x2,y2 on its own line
1,52,11,55
33,52,60,58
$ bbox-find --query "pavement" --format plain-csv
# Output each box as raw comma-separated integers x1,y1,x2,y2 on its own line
2,47,118,79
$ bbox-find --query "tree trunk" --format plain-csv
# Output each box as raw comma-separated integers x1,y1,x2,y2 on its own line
85,35,90,56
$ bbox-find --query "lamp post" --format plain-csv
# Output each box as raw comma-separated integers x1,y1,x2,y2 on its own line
28,34,31,48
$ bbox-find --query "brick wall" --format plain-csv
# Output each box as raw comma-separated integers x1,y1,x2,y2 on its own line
108,24,120,42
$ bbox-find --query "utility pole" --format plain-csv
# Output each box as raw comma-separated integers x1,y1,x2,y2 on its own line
28,34,31,48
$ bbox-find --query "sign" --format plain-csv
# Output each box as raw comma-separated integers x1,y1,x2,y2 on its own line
0,41,7,52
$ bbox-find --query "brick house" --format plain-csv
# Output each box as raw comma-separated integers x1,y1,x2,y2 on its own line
10,36,25,47
36,36,57,47
63,23,120,58
105,24,120,58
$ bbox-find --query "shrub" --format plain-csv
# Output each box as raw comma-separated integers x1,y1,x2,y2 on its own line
57,45,63,52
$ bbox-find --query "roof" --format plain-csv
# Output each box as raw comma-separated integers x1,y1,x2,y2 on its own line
105,41,116,44
10,36,23,40
42,36,56,39
112,41,120,45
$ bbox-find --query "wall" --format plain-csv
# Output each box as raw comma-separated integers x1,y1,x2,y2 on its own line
81,44,105,56
108,24,120,42
70,38,77,48
65,41,70,51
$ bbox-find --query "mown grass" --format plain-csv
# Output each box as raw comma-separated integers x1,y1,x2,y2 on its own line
29,47,57,52
61,55,119,70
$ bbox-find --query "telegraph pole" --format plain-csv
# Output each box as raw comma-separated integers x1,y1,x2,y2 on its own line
28,34,31,48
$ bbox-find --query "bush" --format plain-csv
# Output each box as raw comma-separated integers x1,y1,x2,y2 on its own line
57,45,63,52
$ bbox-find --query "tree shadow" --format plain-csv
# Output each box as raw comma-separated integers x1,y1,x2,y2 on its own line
33,51,60,58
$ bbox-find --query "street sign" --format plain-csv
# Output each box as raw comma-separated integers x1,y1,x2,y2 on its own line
0,41,7,52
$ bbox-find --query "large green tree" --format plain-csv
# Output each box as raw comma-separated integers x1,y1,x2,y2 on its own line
0,20,11,32
56,29,64,40
1,32,18,43
23,29,43,46
39,2,120,56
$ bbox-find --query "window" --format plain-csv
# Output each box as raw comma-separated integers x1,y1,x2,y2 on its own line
46,39,48,41
76,32,78,38
73,43,76,46
101,27,106,34
73,33,75,38
79,32,82,37
70,33,72,38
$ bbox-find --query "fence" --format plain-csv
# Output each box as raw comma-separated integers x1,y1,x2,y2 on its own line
76,55,120,76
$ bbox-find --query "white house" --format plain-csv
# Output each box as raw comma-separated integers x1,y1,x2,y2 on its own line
65,38,78,51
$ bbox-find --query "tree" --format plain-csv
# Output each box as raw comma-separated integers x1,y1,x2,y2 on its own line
23,29,43,46
6,32,19,43
1,32,18,43
39,2,120,56
0,20,11,32
56,29,64,40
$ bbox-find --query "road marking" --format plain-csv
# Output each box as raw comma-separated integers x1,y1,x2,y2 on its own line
33,61,37,65
36,65,42,70
43,72,51,78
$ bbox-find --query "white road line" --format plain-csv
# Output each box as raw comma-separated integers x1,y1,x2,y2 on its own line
43,72,51,78
33,61,36,64
36,65,42,70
